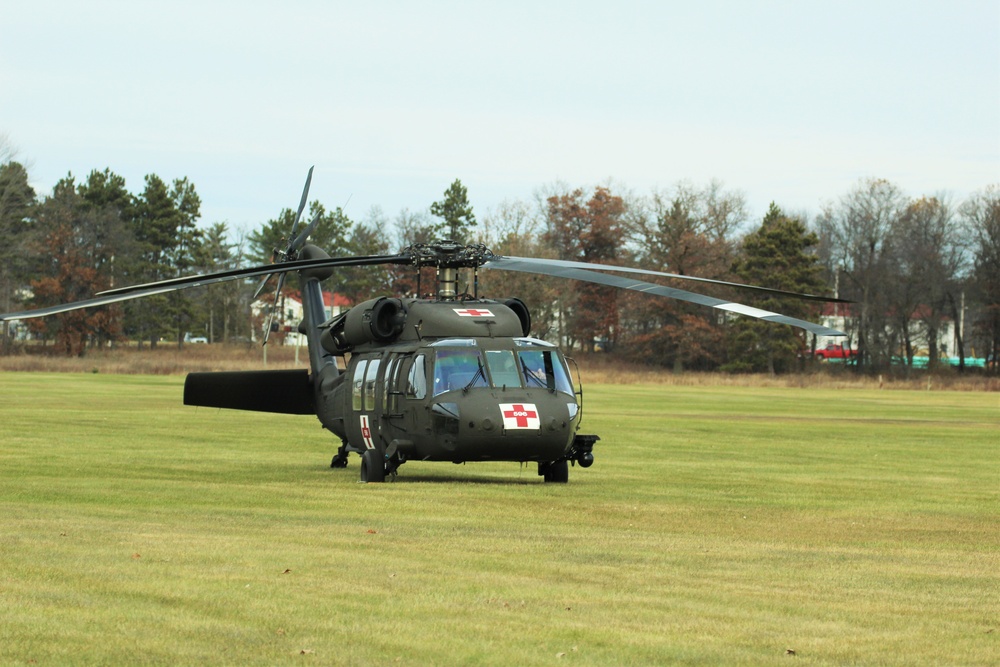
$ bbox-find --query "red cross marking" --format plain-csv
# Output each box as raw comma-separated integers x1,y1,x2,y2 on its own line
454,308,493,317
502,404,538,428
360,415,375,449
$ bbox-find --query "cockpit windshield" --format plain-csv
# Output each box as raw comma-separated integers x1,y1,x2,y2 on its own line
431,341,575,396
485,350,520,388
433,349,488,395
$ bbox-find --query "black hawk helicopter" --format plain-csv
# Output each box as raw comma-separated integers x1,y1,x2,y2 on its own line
2,168,848,484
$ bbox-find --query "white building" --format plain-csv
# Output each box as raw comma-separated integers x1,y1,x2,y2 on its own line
816,304,959,358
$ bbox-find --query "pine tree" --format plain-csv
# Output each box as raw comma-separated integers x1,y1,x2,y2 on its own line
430,179,476,243
0,161,36,345
724,203,827,374
126,174,202,347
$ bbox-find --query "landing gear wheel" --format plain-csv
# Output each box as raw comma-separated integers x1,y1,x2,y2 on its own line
360,449,386,483
330,446,349,468
541,460,569,483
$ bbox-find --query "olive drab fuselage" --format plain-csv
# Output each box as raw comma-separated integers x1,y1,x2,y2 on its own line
313,298,586,465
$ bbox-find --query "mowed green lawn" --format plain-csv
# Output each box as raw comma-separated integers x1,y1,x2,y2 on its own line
1,372,997,666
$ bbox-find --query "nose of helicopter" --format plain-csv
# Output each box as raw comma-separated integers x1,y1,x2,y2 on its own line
431,392,580,462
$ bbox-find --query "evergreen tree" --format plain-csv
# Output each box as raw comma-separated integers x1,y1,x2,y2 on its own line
126,174,202,347
76,169,137,297
723,203,827,374
0,161,36,347
193,221,246,343
430,179,476,243
78,168,133,218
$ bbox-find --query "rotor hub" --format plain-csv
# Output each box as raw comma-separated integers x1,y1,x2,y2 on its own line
401,241,497,301
404,241,496,269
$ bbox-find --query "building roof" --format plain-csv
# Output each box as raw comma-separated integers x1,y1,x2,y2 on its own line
280,291,350,308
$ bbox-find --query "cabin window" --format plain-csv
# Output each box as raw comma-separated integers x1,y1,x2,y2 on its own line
433,349,488,396
384,356,399,412
517,349,574,395
364,359,381,411
406,354,427,399
352,359,368,411
485,349,522,388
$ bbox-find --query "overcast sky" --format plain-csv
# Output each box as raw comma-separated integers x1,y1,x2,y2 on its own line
2,0,998,238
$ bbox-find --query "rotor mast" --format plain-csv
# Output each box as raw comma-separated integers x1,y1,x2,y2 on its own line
437,267,459,300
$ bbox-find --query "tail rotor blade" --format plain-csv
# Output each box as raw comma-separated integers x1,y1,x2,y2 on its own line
286,166,314,251
290,210,322,253
259,166,316,333
252,273,274,301
262,272,287,346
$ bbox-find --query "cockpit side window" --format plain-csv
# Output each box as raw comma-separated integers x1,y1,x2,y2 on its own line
406,354,427,399
433,348,487,396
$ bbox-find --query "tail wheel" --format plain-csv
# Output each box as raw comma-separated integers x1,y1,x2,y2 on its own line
330,443,349,468
360,449,386,483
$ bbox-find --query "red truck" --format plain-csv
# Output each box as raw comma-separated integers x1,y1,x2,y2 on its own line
814,343,857,361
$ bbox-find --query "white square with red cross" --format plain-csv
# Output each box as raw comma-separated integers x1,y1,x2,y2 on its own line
499,403,540,430
453,308,494,317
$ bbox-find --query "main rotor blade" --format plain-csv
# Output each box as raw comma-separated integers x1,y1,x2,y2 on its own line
487,261,846,337
486,255,850,304
98,253,408,298
1,253,409,322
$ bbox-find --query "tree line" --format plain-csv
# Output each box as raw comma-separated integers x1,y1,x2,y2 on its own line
1,154,997,374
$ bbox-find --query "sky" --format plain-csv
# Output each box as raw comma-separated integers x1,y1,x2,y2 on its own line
2,0,998,238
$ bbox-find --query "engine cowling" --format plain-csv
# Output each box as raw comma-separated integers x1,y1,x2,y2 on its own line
321,297,407,353
504,297,531,336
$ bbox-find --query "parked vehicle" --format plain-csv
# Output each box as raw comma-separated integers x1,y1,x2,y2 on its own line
815,343,856,361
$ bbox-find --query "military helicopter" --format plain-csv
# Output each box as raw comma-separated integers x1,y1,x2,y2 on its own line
1,169,848,483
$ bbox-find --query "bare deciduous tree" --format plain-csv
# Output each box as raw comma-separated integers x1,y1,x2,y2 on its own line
817,178,906,370
962,185,1000,369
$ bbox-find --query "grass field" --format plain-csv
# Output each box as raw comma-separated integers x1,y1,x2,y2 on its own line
1,372,997,665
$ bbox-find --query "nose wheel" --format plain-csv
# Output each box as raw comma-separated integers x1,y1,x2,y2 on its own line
538,459,569,483
538,434,598,483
